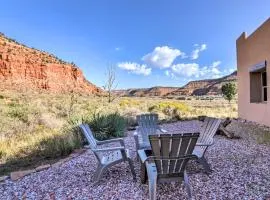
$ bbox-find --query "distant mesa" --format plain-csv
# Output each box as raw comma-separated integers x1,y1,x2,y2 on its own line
0,32,102,94
114,71,237,97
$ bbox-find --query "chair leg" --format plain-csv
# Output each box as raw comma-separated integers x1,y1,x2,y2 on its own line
94,165,105,183
184,171,192,200
140,160,147,184
149,176,157,200
128,158,137,181
198,156,212,173
136,152,139,161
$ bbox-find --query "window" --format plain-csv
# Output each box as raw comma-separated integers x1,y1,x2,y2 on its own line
262,71,267,102
249,61,267,103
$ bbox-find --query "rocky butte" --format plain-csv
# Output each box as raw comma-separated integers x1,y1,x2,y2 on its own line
0,33,102,94
114,71,237,97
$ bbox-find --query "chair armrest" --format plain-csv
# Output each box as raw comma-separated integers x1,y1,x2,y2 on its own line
133,131,141,151
133,131,138,136
133,131,139,141
138,150,148,163
158,127,167,133
93,146,125,152
196,138,214,147
96,138,125,147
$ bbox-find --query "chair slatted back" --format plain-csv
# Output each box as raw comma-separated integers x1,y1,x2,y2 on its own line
79,124,103,162
198,117,221,152
149,133,199,177
137,114,159,142
79,124,98,150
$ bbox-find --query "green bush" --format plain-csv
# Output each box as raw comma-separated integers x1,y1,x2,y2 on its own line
222,83,236,103
148,102,190,120
67,111,126,141
8,106,29,123
86,112,126,140
38,132,82,158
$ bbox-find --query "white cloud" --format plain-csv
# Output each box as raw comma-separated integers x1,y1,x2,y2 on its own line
211,61,221,68
165,70,175,78
223,67,236,74
171,63,200,77
191,44,207,60
170,60,223,79
199,61,222,78
142,46,185,68
229,68,236,73
118,62,151,76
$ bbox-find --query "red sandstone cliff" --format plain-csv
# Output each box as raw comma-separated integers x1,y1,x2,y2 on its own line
0,33,102,94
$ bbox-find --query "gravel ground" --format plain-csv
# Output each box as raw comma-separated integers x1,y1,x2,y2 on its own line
0,120,270,200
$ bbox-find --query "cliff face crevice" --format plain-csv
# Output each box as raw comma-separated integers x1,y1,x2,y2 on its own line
0,33,102,94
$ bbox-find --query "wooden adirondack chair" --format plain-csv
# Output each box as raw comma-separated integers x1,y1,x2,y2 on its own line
134,114,167,152
79,124,136,183
138,133,199,200
193,117,221,173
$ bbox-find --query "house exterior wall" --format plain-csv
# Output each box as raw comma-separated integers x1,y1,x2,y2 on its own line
236,18,270,127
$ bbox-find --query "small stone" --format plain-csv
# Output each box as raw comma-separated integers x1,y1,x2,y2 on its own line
52,157,71,168
51,161,62,168
10,169,35,181
0,176,9,182
73,149,86,154
35,164,51,172
69,153,79,158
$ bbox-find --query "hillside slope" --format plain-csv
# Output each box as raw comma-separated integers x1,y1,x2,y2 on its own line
114,87,179,97
115,71,237,97
169,71,237,96
0,33,102,94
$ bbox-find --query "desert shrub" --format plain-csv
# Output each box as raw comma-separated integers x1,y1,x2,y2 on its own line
149,101,189,113
8,106,29,123
257,131,270,145
67,111,126,141
7,102,19,107
37,113,64,129
86,112,126,140
0,95,4,99
119,98,140,108
148,101,190,120
37,131,82,158
121,107,142,127
0,150,5,160
222,83,237,103
177,97,186,100
0,126,83,175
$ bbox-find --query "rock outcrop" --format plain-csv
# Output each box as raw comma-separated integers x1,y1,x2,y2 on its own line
114,87,179,97
0,33,102,94
169,71,237,96
115,71,237,97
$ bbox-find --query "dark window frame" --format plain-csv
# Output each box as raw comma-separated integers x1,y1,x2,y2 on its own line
262,71,267,102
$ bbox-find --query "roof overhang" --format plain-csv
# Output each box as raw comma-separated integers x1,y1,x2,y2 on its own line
249,61,267,73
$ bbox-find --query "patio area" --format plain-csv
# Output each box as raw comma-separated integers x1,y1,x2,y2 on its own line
0,120,269,200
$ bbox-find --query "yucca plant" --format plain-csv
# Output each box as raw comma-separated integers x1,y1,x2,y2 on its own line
66,111,126,141
86,111,126,140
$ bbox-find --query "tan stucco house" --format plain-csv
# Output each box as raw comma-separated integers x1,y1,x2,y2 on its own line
237,18,270,126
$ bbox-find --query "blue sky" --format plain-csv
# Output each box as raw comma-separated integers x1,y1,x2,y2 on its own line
1,1,270,89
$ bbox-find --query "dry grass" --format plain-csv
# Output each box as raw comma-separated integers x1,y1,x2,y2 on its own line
0,90,237,175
